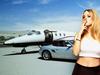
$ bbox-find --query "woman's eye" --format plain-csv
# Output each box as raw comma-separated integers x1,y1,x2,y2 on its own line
88,16,91,18
82,16,85,19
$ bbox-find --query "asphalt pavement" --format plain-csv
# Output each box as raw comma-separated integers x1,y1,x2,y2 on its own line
0,46,75,75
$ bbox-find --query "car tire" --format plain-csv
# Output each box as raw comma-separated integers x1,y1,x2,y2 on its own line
42,50,51,60
21,49,26,54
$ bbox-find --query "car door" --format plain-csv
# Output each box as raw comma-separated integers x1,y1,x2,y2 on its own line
53,46,67,58
52,41,69,59
63,41,76,59
51,41,66,58
54,41,76,59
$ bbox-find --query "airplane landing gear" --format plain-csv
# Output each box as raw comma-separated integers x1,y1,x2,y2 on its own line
21,47,26,54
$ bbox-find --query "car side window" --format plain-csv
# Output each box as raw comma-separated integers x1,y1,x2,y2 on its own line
53,41,66,47
52,40,73,47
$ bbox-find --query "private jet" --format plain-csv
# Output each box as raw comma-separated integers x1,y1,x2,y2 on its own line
4,29,76,56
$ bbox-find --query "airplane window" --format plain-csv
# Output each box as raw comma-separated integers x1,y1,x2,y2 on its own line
55,33,57,36
27,32,33,35
63,33,65,36
59,33,61,36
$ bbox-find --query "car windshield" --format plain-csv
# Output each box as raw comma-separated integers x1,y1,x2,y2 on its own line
65,40,73,47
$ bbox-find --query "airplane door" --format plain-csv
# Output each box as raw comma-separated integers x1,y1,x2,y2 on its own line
44,30,53,43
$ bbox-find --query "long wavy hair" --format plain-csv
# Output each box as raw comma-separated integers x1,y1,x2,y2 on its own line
82,9,100,42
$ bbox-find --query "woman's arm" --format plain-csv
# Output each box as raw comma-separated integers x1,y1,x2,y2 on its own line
72,33,81,56
73,21,87,56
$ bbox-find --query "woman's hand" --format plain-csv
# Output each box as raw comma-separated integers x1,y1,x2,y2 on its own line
79,21,87,35
76,21,87,40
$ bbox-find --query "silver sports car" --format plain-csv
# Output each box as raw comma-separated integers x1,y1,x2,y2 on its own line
39,40,76,60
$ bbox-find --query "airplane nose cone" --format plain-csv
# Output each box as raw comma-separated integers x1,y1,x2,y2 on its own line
3,41,8,45
4,40,13,45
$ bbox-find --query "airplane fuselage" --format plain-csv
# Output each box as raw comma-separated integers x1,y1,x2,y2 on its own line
4,29,75,47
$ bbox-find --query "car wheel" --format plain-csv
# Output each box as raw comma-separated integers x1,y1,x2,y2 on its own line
21,49,26,54
42,50,51,60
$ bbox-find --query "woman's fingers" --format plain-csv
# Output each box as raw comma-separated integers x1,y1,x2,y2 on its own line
82,20,87,26
84,25,87,30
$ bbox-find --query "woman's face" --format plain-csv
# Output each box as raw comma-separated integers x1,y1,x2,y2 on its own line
82,11,94,26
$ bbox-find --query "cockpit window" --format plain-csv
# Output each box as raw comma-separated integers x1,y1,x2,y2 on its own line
27,31,41,35
27,32,33,35
35,31,41,34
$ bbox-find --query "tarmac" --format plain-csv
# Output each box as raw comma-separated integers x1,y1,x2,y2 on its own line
0,46,75,75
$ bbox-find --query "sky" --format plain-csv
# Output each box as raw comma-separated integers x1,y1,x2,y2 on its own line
0,0,100,32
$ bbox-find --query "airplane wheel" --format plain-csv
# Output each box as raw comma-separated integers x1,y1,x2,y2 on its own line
42,50,51,60
21,49,26,54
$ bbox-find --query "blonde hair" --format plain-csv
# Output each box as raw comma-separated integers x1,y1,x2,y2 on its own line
83,9,100,42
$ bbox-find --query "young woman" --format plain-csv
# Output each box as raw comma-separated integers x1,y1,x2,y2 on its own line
72,9,100,75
